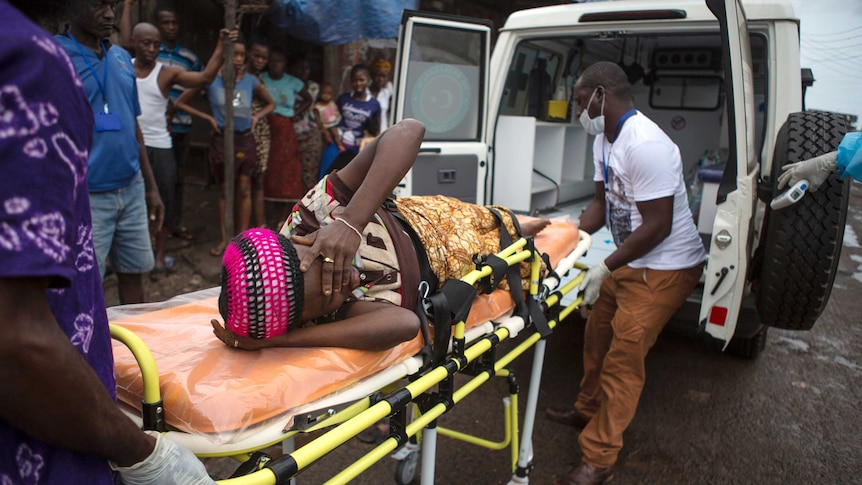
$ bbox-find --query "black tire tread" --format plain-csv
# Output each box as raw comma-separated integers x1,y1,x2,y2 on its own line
756,111,850,330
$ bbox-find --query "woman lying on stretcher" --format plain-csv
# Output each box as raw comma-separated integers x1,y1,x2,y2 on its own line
211,119,551,352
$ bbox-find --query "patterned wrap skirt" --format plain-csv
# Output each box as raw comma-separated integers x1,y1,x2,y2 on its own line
393,195,529,291
264,114,303,200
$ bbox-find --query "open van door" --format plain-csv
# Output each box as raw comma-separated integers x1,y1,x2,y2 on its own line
391,11,492,204
699,0,758,348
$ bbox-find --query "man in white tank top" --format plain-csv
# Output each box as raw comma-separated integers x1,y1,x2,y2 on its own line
131,23,233,278
547,62,707,485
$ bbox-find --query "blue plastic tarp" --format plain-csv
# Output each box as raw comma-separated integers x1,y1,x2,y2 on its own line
268,0,419,45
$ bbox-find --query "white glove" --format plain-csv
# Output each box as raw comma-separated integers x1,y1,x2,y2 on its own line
112,431,215,485
579,260,611,307
777,151,837,192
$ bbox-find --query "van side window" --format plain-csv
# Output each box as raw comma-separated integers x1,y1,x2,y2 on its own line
402,24,486,141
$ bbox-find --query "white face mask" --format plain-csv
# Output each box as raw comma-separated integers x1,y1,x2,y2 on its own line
578,87,605,136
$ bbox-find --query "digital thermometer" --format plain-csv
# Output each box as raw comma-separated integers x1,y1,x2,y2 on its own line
770,179,809,210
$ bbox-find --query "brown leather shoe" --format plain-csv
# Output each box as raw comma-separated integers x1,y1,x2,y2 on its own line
545,407,591,429
555,462,615,485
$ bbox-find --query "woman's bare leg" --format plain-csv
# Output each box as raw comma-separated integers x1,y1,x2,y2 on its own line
236,174,253,234
211,182,227,256
252,173,266,228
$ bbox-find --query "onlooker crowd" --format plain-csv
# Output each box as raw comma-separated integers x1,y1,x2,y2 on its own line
43,0,401,302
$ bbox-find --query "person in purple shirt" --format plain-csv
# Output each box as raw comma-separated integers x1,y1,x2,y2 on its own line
0,1,213,483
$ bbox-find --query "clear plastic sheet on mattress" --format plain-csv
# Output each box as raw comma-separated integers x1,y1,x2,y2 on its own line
109,217,579,444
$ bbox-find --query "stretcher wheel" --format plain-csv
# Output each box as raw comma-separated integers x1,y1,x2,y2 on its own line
394,447,420,485
755,111,850,330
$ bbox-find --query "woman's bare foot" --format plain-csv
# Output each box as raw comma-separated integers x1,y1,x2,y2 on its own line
209,241,227,257
520,217,551,236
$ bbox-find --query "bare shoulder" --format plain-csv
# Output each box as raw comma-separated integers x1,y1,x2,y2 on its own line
158,64,183,81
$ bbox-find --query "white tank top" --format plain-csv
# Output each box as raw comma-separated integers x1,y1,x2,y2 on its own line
135,62,172,149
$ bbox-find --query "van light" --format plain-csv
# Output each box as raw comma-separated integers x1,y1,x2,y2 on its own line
579,9,687,23
709,306,728,326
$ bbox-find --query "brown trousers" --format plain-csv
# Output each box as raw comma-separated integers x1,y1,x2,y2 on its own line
576,263,703,468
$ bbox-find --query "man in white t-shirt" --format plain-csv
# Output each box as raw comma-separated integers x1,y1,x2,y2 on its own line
548,62,707,485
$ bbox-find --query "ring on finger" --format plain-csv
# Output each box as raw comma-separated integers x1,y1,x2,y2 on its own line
233,338,239,348
322,256,335,264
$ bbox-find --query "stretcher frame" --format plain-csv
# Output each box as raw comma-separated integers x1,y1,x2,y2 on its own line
111,230,592,484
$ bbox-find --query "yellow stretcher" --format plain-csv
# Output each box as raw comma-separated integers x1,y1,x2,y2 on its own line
109,219,591,484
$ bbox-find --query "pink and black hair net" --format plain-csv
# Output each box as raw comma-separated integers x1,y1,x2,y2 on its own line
219,228,304,339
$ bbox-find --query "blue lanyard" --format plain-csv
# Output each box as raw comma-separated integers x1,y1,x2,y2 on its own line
600,109,638,190
67,30,110,113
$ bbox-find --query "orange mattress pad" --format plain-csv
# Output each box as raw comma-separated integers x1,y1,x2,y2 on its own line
111,217,578,442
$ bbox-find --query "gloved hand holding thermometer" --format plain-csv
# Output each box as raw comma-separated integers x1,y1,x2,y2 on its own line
772,151,837,209
770,179,809,210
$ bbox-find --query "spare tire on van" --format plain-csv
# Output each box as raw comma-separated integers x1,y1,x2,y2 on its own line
755,111,850,330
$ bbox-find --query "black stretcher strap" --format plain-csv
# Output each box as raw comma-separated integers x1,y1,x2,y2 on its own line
486,208,552,338
426,279,477,364
486,208,528,320
476,253,510,295
385,199,439,368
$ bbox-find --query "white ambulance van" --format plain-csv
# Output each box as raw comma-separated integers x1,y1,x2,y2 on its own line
391,0,851,358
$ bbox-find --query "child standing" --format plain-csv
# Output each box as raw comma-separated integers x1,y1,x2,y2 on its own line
315,82,341,142
334,64,381,153
319,65,380,177
315,82,343,178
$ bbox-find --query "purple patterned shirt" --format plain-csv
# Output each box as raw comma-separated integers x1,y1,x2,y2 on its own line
0,2,115,483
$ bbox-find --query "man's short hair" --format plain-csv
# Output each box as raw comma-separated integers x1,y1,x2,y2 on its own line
156,5,176,17
577,61,632,99
268,45,286,59
248,38,269,50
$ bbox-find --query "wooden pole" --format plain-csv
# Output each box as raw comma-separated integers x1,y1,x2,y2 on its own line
223,0,236,241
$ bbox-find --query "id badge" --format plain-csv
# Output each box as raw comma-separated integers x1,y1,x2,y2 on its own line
95,112,122,132
96,113,123,131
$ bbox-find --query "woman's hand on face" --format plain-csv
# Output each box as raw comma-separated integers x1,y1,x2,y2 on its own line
291,221,361,296
211,319,263,351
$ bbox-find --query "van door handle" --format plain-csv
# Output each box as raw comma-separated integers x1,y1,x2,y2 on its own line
709,266,731,296
419,147,442,153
